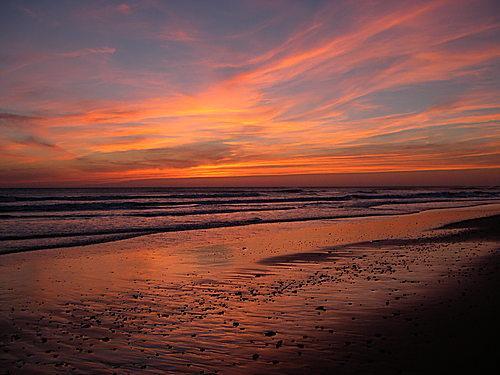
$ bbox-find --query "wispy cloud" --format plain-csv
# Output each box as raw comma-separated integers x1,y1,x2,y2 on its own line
0,0,499,185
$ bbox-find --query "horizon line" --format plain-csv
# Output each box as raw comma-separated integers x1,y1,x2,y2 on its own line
2,168,499,188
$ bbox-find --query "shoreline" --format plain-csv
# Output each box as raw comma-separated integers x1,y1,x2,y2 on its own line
0,204,499,373
2,201,500,256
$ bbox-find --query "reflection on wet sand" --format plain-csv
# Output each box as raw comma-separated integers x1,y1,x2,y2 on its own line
0,204,499,373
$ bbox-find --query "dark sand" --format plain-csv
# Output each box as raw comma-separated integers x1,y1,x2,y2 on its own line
0,204,499,374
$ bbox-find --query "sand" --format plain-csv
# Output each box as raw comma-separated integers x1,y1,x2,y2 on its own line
0,203,499,374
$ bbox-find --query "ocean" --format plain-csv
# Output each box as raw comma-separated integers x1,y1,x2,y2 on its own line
0,187,499,254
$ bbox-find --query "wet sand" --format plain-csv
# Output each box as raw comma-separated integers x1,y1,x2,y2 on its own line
0,203,499,374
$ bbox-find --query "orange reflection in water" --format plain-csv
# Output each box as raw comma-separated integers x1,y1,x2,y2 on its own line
0,204,498,373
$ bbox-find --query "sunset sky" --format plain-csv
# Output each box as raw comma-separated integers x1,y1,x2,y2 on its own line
1,0,499,187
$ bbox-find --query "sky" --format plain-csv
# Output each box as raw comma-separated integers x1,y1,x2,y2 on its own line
0,0,499,187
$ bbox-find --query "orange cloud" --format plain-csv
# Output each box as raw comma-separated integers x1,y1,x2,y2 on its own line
0,0,499,186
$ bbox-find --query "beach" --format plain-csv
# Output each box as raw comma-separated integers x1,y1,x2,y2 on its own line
0,203,499,374
3,0,500,372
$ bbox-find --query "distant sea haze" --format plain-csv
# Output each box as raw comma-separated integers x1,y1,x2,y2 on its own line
0,187,499,254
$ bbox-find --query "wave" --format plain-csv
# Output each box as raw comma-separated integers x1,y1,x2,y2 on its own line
0,213,390,254
1,190,498,213
0,190,500,213
0,196,348,212
1,187,499,255
0,206,296,220
0,192,264,203
349,191,499,200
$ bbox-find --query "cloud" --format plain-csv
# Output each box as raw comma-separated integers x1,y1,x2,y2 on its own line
156,30,199,42
73,141,237,172
0,0,499,185
116,3,132,15
57,47,116,59
0,112,39,123
11,135,57,149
